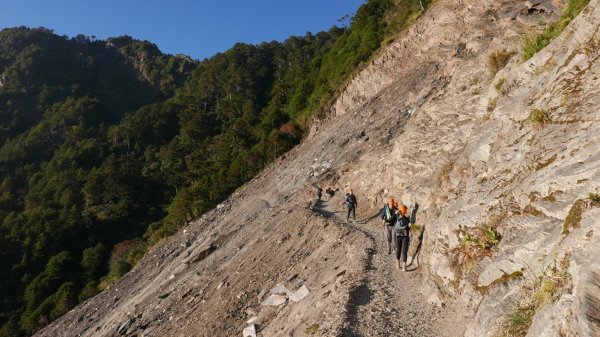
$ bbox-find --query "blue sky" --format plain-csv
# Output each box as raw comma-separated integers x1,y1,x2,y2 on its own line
0,0,365,60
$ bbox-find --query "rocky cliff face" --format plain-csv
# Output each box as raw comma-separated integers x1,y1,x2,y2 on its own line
36,0,600,336
331,0,600,335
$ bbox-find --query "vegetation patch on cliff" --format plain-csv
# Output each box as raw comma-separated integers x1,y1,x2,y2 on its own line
488,50,515,76
451,219,502,275
562,199,585,234
522,0,591,60
495,253,572,337
528,108,552,124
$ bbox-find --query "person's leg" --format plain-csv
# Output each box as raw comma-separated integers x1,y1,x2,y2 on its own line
386,225,392,254
346,207,350,222
395,234,401,269
401,236,409,271
351,207,356,222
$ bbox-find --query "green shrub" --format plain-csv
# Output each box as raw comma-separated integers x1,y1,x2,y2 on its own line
451,224,501,272
495,254,572,337
528,108,552,124
498,304,536,337
78,281,99,302
305,324,319,334
488,50,515,75
588,193,600,203
99,239,147,290
522,0,591,60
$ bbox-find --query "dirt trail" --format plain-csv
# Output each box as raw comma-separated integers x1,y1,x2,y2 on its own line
314,197,457,337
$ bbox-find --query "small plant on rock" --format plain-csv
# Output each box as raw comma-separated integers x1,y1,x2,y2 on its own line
495,77,506,93
528,108,552,124
495,253,572,337
485,227,501,244
486,97,498,114
488,50,516,75
451,224,502,272
589,193,600,203
305,324,319,335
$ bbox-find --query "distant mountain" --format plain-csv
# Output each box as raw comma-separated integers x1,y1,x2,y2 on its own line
0,26,196,336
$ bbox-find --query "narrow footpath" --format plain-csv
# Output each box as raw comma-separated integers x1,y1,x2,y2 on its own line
314,198,450,337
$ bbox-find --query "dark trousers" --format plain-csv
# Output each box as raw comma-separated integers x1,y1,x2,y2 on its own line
395,235,410,262
346,206,355,222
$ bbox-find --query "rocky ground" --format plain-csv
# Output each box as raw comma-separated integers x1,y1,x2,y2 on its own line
314,198,465,337
35,0,600,336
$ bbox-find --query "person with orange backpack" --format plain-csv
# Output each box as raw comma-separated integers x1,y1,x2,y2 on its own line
380,198,398,254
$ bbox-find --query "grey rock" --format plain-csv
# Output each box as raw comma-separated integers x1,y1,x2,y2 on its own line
117,318,135,335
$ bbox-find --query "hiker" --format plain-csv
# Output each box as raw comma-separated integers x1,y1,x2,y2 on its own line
341,188,357,223
316,185,323,200
380,198,398,254
394,204,411,271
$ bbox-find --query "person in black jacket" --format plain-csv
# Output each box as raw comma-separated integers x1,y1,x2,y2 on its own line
394,205,411,271
315,185,323,200
341,188,357,223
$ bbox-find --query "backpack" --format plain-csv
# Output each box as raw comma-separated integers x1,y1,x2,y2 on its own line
384,206,392,221
381,205,394,222
395,216,410,236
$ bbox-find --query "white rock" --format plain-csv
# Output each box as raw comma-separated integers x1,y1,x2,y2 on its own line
289,285,310,303
270,284,292,296
261,294,287,306
246,316,259,324
242,324,256,337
